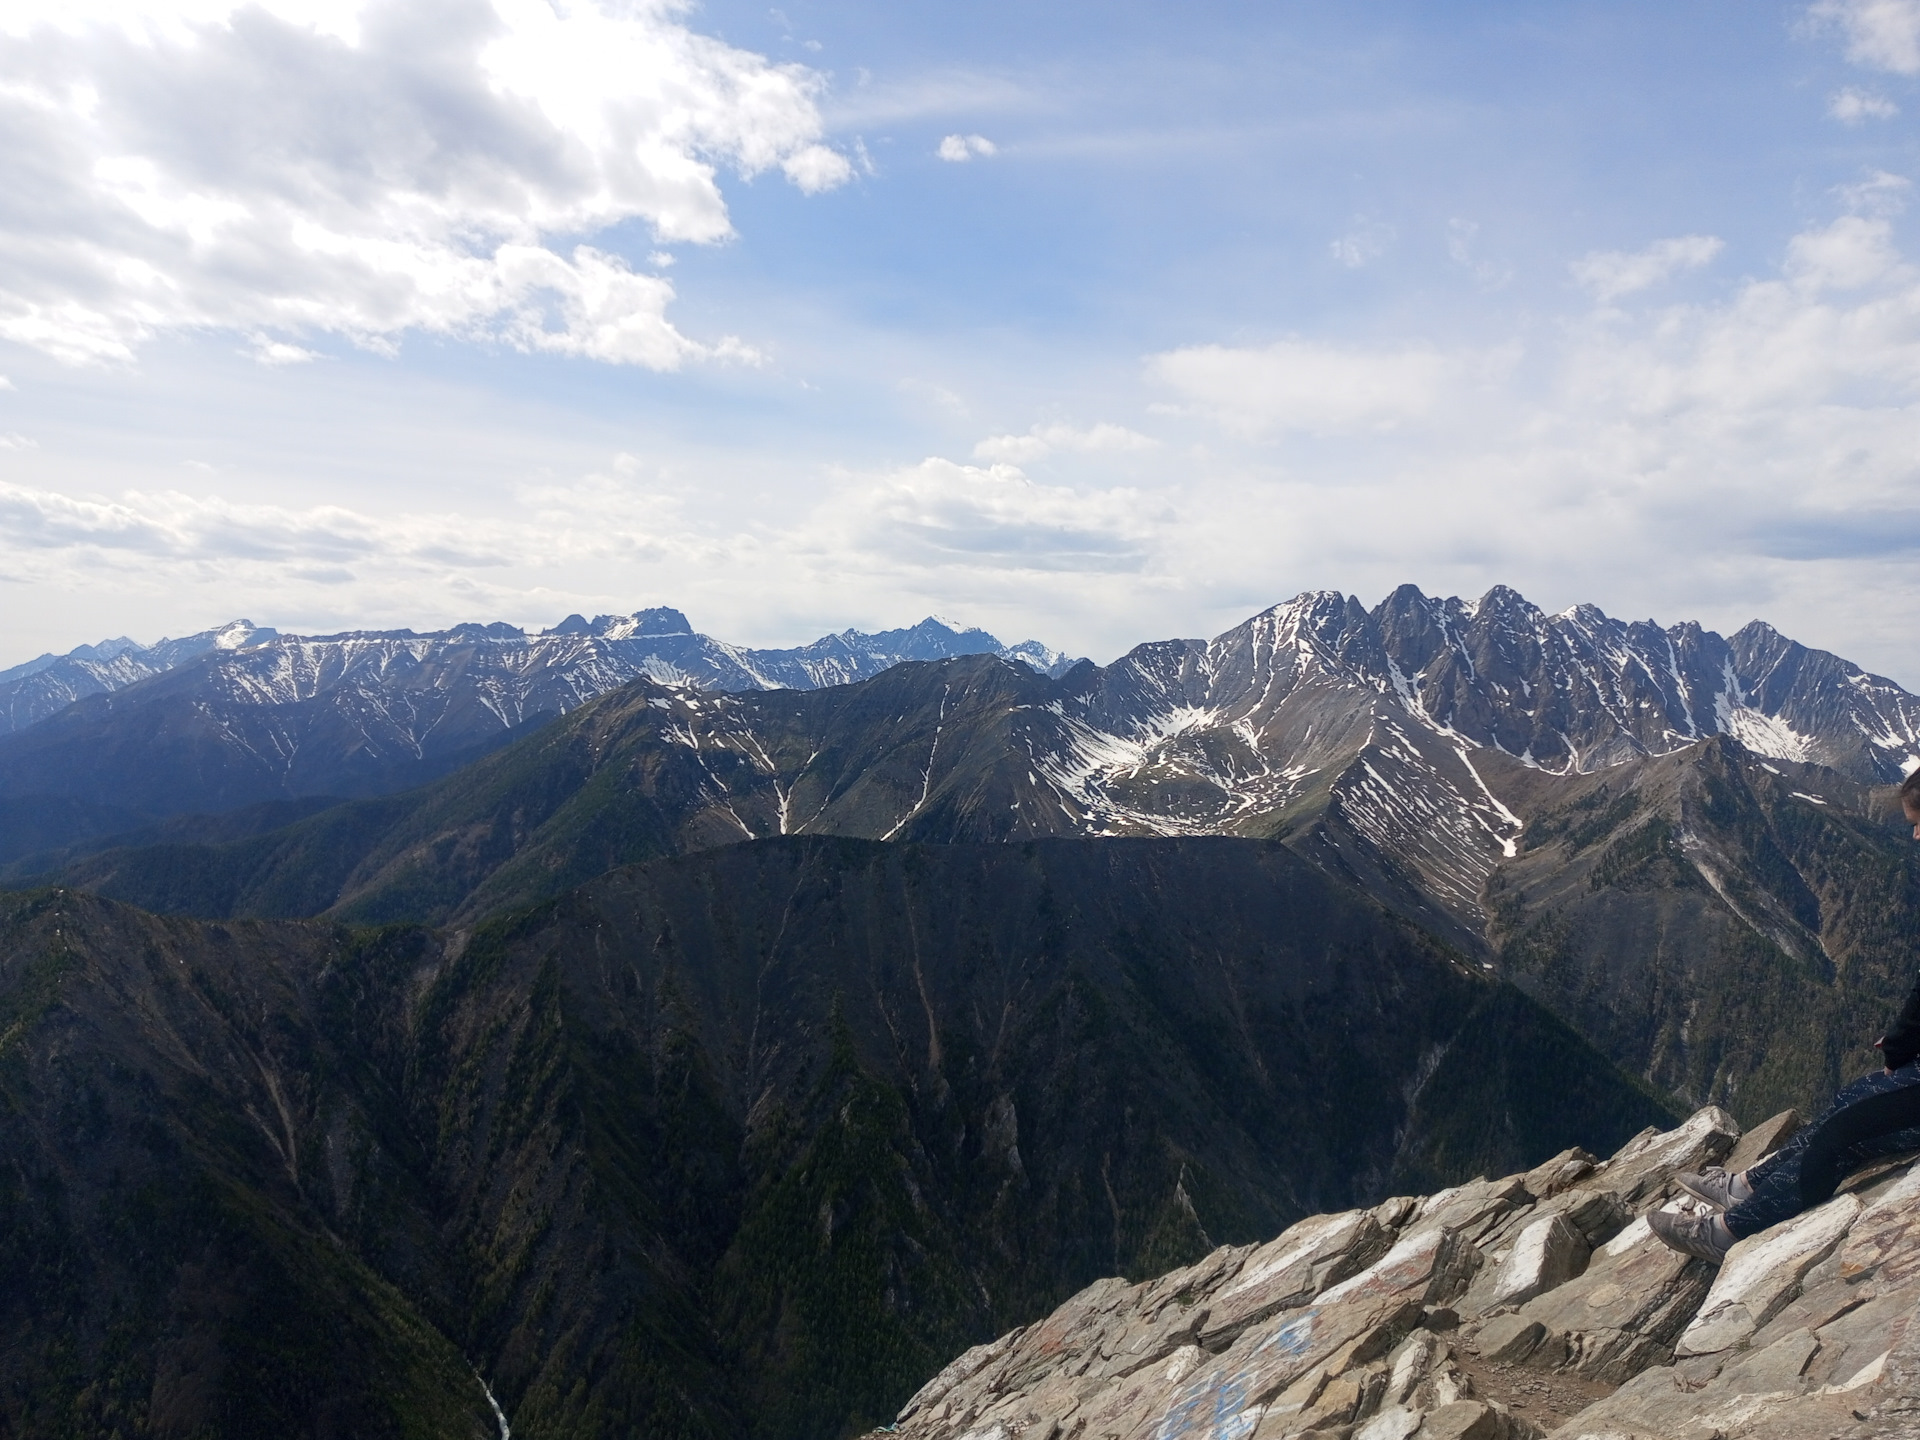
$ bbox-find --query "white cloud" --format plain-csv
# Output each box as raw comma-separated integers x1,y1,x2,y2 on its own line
937,133,998,162
1831,86,1901,121
246,335,319,366
0,377,13,390
0,480,389,561
20,195,1920,686
1785,214,1905,289
1329,217,1394,269
1837,169,1913,216
1570,235,1724,302
828,71,1030,129
0,0,847,367
0,433,36,449
0,450,1171,666
972,422,1157,464
1810,0,1920,73
1148,340,1467,436
822,459,1157,572
16,189,1920,685
783,144,855,192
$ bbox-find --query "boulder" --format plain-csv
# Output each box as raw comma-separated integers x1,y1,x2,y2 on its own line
1486,1214,1590,1310
1423,1400,1502,1440
1522,1148,1599,1201
1383,1330,1447,1404
1352,1404,1424,1440
1474,1314,1548,1364
1415,1177,1535,1244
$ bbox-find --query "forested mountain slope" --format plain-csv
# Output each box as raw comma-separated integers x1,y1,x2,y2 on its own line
0,838,1669,1439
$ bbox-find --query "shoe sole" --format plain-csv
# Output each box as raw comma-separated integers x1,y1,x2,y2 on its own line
1648,1215,1731,1265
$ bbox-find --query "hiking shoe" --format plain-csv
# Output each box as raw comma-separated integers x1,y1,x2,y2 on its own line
1676,1168,1743,1210
1648,1208,1734,1264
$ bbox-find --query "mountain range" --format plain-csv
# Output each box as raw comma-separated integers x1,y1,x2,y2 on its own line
0,609,1079,860
0,609,1078,742
4,581,1920,1438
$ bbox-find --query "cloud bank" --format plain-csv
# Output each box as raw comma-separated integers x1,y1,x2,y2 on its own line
0,0,847,366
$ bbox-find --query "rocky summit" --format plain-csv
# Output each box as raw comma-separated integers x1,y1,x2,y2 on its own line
884,1106,1920,1440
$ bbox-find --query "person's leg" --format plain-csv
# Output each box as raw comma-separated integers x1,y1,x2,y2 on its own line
1741,1069,1896,1191
1725,1065,1920,1239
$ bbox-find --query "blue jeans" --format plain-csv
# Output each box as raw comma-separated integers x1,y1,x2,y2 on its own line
1726,1063,1920,1239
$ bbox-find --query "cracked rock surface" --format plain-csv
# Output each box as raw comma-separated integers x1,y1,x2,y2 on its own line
879,1107,1920,1440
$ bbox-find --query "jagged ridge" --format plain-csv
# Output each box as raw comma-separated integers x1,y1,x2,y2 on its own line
889,1105,1920,1440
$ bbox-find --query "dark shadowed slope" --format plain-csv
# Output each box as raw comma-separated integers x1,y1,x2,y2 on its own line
0,836,1671,1440
1486,735,1920,1121
0,893,496,1439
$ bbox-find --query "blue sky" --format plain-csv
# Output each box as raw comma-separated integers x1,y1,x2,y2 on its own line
4,0,1920,682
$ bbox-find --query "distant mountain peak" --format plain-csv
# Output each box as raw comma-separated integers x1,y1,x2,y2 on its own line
209,620,269,649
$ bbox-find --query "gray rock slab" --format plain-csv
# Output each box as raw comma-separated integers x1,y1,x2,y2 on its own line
1838,1162,1920,1288
1475,1314,1548,1364
1509,1204,1714,1382
1384,1330,1447,1405
1522,1148,1599,1201
1416,1177,1535,1245
1716,1327,1820,1395
1797,1282,1920,1391
1423,1399,1502,1440
1488,1214,1590,1311
1041,1343,1211,1440
1678,1195,1861,1357
1126,1294,1425,1440
899,1325,1031,1423
1352,1402,1423,1440
1583,1107,1740,1209
1725,1109,1803,1177
1199,1209,1391,1350
1320,1227,1482,1312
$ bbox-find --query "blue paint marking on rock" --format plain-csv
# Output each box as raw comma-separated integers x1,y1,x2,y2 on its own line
1260,1310,1316,1359
1148,1310,1317,1440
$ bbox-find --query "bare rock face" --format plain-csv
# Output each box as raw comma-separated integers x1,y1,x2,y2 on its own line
882,1106,1920,1440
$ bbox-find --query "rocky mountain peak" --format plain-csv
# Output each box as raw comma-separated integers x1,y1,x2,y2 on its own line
209,619,267,649
605,606,695,638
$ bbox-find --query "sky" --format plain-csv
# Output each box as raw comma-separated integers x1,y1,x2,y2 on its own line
5,1,1920,682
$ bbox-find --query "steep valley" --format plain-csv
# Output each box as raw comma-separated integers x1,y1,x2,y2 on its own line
0,838,1671,1439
